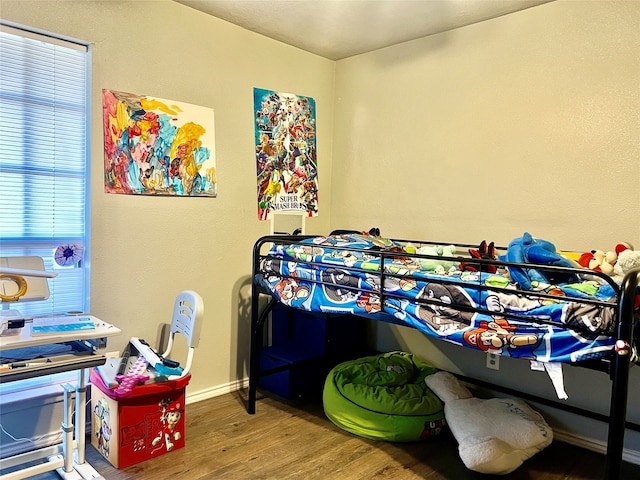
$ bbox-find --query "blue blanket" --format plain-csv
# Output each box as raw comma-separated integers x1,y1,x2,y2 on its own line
258,233,618,363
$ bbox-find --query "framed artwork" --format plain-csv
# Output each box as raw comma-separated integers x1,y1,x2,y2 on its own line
103,89,216,196
254,88,318,220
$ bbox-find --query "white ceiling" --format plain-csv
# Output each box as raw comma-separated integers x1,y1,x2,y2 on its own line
174,0,553,60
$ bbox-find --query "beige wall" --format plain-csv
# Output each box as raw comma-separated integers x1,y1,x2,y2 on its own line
0,0,335,395
331,0,639,250
331,0,640,454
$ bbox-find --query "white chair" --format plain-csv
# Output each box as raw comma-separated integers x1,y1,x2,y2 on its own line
162,290,204,379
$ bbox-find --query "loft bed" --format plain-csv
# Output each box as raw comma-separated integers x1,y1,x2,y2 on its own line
247,231,640,480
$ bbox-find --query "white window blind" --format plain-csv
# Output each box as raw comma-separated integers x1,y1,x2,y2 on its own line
0,24,90,318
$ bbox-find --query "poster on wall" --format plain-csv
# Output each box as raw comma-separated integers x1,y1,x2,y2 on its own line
254,87,318,220
102,89,216,197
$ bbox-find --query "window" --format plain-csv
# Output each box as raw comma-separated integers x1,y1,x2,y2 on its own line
0,23,90,319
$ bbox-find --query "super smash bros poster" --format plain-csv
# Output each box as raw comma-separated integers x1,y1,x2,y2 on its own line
254,88,318,220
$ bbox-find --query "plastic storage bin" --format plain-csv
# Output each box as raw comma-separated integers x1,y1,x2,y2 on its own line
259,304,368,399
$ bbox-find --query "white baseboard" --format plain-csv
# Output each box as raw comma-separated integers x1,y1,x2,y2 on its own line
185,377,248,405
553,428,640,466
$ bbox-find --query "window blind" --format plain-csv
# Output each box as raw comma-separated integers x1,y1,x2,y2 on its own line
0,24,90,318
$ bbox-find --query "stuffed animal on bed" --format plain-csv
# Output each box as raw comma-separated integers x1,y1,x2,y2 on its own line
502,232,580,289
416,245,458,274
460,240,498,274
424,371,553,475
577,242,631,276
611,246,640,310
601,243,637,283
578,250,618,275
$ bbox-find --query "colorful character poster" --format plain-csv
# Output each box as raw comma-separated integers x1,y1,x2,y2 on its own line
254,88,318,220
103,89,216,196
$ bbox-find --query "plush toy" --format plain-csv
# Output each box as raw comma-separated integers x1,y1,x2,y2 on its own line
501,233,580,289
425,371,553,475
416,245,458,273
460,240,498,274
611,245,640,284
607,243,640,312
578,250,617,275
577,242,631,276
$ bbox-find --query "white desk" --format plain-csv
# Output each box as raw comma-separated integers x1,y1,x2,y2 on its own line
0,316,121,480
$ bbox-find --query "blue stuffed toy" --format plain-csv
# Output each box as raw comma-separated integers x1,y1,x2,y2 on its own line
501,232,580,290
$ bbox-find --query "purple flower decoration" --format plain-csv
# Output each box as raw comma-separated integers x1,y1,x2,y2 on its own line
54,244,83,267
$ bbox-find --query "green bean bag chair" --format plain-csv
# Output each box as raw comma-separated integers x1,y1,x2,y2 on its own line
323,351,446,442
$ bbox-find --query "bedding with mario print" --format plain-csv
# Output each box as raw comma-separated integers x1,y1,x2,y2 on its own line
257,233,618,364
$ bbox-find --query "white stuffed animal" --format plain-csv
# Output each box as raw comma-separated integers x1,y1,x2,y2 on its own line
611,248,640,284
425,371,553,475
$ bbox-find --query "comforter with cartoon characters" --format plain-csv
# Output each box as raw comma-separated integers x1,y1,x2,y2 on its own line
256,233,620,364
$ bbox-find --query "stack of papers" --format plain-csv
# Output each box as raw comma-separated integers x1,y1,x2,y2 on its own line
31,316,96,336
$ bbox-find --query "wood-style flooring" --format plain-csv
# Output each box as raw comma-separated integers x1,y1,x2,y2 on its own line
16,389,640,479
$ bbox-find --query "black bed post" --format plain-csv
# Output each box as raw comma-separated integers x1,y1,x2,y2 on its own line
605,268,639,480
248,236,280,414
248,237,264,414
248,281,261,414
248,288,276,414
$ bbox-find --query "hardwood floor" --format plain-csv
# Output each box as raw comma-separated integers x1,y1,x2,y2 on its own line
16,389,640,479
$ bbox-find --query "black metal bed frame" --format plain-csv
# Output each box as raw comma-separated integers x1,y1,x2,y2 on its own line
247,233,640,480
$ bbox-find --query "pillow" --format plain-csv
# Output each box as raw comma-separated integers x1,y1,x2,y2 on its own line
425,371,553,475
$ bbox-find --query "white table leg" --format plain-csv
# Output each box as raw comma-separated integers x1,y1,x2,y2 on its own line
75,369,87,465
61,384,75,473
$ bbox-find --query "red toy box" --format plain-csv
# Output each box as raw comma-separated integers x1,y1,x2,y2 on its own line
90,368,191,468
